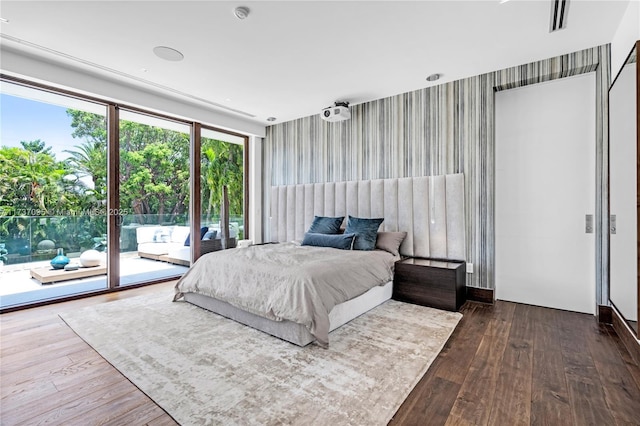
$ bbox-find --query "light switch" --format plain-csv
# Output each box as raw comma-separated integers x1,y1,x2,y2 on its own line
585,214,593,234
610,214,616,234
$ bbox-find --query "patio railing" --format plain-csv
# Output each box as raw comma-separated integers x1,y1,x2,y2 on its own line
0,214,244,267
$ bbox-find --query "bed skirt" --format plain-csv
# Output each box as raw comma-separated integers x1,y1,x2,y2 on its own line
183,280,393,347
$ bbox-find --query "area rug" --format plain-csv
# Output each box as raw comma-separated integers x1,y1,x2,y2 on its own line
59,291,462,426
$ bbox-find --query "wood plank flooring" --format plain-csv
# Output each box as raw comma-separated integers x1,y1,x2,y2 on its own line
390,301,640,426
2,283,639,425
1,282,179,426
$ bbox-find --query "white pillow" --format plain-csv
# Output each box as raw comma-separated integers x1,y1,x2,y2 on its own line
170,226,191,244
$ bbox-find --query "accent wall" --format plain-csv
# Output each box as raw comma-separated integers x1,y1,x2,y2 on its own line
263,45,610,303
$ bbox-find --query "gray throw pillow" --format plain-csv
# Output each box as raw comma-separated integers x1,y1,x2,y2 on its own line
375,231,407,256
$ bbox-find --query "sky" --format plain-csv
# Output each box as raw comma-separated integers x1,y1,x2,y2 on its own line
0,93,94,161
0,88,242,161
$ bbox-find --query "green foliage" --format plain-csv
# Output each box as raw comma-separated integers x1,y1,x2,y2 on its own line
0,139,72,215
118,118,191,224
0,108,244,260
202,138,244,219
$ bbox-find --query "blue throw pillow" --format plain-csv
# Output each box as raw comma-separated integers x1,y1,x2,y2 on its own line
345,216,384,250
307,216,344,234
184,226,209,246
301,232,355,250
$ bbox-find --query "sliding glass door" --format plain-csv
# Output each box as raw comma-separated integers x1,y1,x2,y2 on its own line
200,128,246,252
0,80,108,308
0,76,250,310
118,110,191,285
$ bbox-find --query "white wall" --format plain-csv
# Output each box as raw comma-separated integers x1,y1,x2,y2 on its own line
0,46,266,138
610,0,639,77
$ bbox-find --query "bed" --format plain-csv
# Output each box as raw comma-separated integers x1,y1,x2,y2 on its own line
174,174,466,347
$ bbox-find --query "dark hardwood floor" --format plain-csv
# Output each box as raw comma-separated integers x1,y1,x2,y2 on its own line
2,283,639,425
391,300,640,426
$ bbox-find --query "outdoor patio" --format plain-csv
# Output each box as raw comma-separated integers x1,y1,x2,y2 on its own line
0,214,243,310
0,253,188,309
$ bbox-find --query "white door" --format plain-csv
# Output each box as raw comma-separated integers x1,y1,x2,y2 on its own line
495,72,596,314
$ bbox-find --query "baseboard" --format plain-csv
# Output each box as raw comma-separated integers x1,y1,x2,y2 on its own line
466,287,494,304
611,307,640,365
597,305,612,324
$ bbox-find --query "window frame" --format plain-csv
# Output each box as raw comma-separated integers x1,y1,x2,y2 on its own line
0,73,250,311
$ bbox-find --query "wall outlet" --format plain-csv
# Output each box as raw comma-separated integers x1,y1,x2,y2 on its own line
466,263,473,274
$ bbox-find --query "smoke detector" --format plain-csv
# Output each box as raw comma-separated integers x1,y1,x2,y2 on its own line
234,6,250,20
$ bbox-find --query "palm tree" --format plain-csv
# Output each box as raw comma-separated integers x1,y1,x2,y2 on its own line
64,140,107,200
3,140,69,214
201,139,243,221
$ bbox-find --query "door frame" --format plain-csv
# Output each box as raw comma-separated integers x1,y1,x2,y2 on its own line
494,72,597,314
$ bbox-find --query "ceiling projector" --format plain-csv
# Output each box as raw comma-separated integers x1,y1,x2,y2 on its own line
321,101,351,122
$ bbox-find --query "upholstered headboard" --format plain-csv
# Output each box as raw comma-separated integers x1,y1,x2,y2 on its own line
269,174,466,260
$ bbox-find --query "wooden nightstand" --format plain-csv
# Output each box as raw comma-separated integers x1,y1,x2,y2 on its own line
393,258,466,311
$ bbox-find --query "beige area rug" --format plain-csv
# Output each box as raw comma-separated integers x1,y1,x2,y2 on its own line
60,291,462,426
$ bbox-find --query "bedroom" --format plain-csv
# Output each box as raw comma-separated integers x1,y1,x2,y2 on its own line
1,1,640,424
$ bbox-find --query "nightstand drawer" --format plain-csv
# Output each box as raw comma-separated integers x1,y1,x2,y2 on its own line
393,258,466,311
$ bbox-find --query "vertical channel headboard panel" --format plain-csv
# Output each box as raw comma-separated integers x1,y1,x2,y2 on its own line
270,173,466,260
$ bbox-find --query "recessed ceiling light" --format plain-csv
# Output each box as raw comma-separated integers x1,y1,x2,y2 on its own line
426,73,441,82
141,68,148,73
153,46,184,62
267,117,277,122
0,18,9,23
234,6,250,20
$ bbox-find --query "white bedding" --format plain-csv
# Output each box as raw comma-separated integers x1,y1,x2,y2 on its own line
174,243,397,347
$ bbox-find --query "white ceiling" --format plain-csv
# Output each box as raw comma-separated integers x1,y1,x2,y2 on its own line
0,0,631,127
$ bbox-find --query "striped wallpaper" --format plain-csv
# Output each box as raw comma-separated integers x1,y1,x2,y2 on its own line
263,45,611,302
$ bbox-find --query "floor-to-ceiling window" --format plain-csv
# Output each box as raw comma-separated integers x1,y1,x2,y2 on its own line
118,110,191,285
0,80,109,307
0,76,250,310
200,127,247,248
